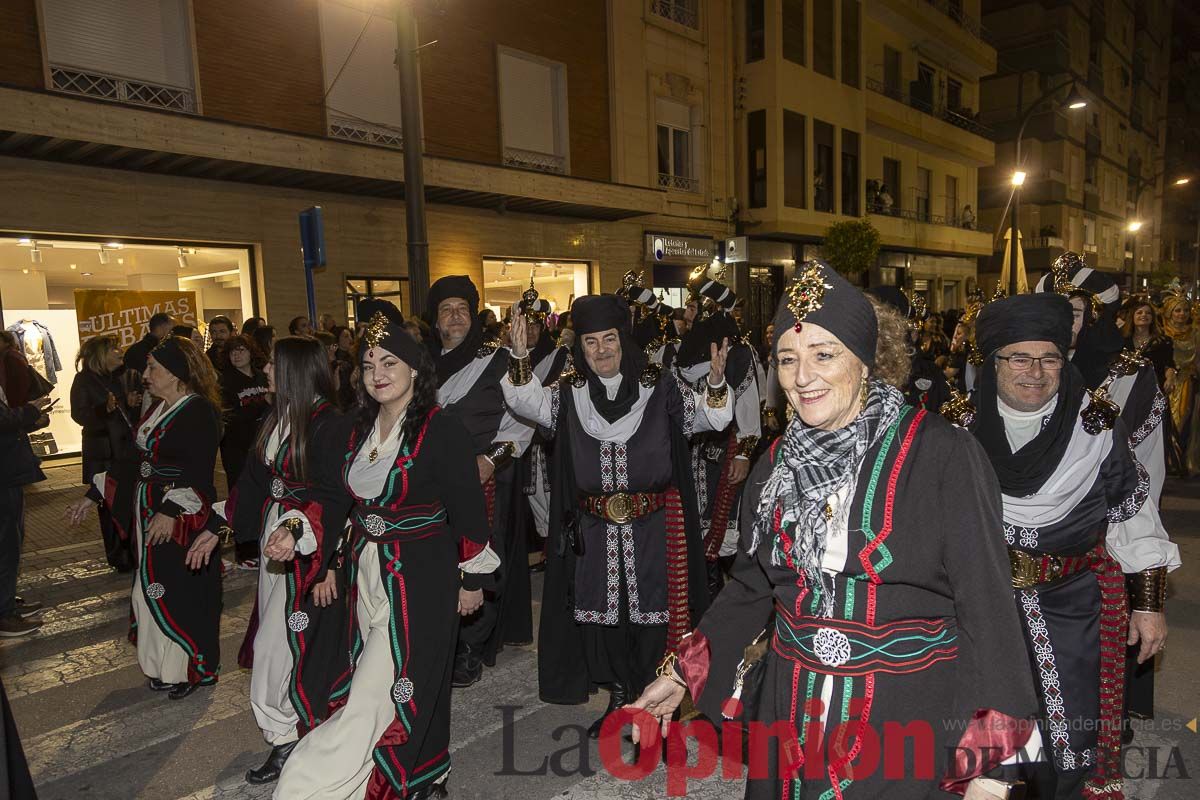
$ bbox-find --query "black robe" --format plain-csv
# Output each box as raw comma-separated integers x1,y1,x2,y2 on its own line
229,401,355,736
688,409,1039,798
539,367,710,704
329,408,492,796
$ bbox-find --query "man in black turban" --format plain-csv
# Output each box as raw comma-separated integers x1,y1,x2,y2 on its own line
424,275,534,687
503,293,733,736
969,292,1178,800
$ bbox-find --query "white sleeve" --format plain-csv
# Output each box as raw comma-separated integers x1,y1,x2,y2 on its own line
275,509,318,556
91,471,107,496
1131,422,1166,508
733,372,762,456
500,373,558,430
1106,472,1181,573
162,487,202,514
494,407,535,458
690,380,734,434
460,542,501,574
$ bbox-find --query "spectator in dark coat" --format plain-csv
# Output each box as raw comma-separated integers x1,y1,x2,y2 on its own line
69,335,138,572
205,315,235,368
0,391,49,637
0,332,30,408
123,312,173,377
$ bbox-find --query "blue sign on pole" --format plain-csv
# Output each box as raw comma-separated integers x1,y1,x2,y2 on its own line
298,207,325,323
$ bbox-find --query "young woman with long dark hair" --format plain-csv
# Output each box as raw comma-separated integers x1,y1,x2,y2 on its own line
275,300,496,800
66,336,225,700
227,336,355,786
219,335,271,569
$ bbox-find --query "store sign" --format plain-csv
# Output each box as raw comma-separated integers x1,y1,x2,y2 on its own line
724,236,748,263
74,290,198,347
644,234,715,265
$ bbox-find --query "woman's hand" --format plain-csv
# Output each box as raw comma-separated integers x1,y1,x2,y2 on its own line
458,587,484,616
185,531,219,570
64,496,96,526
707,338,730,387
105,392,118,413
127,390,142,408
313,570,339,607
626,675,688,743
146,513,175,545
262,525,297,562
727,456,750,485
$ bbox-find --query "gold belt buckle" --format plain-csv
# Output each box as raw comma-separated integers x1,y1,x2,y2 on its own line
1009,549,1040,590
605,492,633,525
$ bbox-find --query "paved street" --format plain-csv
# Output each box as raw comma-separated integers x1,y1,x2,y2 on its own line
6,462,1198,799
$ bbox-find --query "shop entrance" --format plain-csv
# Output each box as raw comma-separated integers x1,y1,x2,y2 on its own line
0,233,257,458
480,258,590,321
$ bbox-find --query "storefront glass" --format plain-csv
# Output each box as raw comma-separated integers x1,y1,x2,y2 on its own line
0,234,255,457
481,258,589,321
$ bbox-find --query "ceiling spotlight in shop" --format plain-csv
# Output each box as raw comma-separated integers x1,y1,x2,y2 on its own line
81,272,93,276
70,263,77,270
30,247,42,265
98,247,110,265
17,238,31,245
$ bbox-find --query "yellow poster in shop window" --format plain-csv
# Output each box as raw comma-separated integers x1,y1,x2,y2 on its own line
73,289,198,347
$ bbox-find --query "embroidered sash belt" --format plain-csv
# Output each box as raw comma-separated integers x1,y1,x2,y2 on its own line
352,502,447,543
136,458,183,484
1008,545,1095,589
578,490,665,525
771,607,958,677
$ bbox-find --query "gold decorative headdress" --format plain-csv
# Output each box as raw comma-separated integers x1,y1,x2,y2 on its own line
363,311,390,349
785,262,833,331
1049,252,1102,317
520,276,549,323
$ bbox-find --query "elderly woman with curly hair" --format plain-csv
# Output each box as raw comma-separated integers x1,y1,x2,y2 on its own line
630,262,1040,799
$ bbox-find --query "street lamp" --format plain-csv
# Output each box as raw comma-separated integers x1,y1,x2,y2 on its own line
1174,177,1191,186
1009,80,1088,294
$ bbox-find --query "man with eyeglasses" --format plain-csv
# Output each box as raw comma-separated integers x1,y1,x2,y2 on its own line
968,292,1180,800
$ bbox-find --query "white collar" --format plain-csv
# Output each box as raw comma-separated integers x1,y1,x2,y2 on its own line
598,372,622,400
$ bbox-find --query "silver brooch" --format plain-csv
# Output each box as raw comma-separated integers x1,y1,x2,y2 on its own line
813,627,851,667
392,676,414,704
140,462,152,478
270,477,285,500
146,582,166,600
287,611,310,633
364,514,386,536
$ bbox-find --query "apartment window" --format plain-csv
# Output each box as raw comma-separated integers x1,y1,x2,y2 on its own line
656,98,698,192
841,0,860,88
946,78,963,113
746,0,765,62
497,47,569,174
784,111,807,209
320,0,403,148
882,157,901,212
783,0,805,65
1084,216,1096,249
945,175,958,225
842,130,860,216
883,47,902,99
916,167,932,222
41,0,195,112
748,110,767,208
813,0,836,78
913,62,935,113
814,120,835,213
347,277,410,319
650,0,700,30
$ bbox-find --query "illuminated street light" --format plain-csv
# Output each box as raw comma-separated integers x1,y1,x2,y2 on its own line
1127,220,1143,233
1175,177,1191,186
1011,171,1027,187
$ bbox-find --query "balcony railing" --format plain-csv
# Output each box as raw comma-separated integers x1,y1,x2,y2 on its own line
865,77,992,138
658,172,701,192
650,0,699,30
50,65,195,113
1028,236,1065,249
327,115,403,149
502,147,567,175
920,0,984,41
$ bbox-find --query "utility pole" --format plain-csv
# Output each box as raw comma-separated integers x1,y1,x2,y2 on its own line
395,2,430,317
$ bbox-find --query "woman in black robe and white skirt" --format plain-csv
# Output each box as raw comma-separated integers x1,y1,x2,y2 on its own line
629,263,1042,799
275,300,497,800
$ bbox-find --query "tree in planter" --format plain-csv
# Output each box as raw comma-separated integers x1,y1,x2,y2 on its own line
821,219,881,280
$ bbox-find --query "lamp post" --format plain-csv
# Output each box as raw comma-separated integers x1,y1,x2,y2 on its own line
394,2,430,316
1009,79,1087,295
1127,219,1143,290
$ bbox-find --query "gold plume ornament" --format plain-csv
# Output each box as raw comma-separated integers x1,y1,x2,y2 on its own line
1049,252,1102,317
785,262,833,331
686,263,711,298
621,269,644,294
520,276,549,323
990,284,1008,302
940,383,976,428
363,311,390,350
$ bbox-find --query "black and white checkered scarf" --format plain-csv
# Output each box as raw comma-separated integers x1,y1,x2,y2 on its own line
749,380,905,617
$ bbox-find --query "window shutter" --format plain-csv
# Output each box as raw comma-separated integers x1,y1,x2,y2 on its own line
319,0,403,140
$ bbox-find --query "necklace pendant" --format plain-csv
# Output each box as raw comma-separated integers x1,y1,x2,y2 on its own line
368,446,379,463
823,503,834,521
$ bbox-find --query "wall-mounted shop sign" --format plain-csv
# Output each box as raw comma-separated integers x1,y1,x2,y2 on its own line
644,233,715,265
75,289,198,346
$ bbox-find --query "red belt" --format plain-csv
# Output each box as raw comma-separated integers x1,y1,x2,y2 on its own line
579,491,665,525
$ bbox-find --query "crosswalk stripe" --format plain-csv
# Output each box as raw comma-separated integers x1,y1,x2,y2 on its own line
16,557,118,592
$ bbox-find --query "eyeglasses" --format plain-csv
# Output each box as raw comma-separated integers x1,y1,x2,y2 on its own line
996,355,1065,371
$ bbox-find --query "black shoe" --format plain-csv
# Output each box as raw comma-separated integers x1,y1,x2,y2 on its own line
245,741,298,785
168,681,203,700
451,644,483,688
409,779,449,800
587,683,629,739
149,678,174,691
13,597,42,618
0,614,41,638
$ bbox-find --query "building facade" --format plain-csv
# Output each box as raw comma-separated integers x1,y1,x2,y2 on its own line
1161,0,1200,288
732,0,996,324
978,0,1175,289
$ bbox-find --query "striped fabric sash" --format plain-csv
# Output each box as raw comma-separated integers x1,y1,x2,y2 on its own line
352,501,447,544
772,605,958,677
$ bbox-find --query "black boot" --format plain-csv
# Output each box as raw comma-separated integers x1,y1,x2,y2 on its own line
168,681,204,700
148,678,173,692
409,778,449,799
245,741,298,784
451,643,483,688
587,683,629,739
